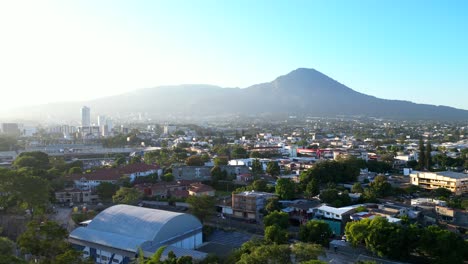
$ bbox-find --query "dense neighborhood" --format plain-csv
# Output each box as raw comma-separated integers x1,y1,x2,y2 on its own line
0,114,467,263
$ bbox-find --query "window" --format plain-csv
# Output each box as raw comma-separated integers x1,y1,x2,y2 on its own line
101,256,108,261
112,259,120,263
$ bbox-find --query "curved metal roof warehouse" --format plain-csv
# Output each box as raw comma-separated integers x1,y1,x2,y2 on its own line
69,204,204,263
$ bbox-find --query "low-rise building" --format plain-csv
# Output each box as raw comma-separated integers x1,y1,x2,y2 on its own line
55,188,97,204
313,204,363,235
410,171,468,195
231,191,276,222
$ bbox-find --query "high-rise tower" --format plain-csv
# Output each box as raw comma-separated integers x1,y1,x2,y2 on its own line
81,106,91,127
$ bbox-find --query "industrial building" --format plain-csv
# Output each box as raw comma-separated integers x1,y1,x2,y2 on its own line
69,205,206,263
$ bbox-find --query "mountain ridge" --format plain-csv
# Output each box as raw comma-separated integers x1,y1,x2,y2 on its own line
3,68,468,121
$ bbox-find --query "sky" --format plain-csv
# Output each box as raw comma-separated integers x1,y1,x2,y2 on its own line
0,0,467,111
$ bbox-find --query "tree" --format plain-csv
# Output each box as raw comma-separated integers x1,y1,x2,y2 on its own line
68,167,82,174
231,146,248,159
345,218,370,247
186,195,215,224
263,211,289,229
252,179,268,192
130,156,142,164
16,151,50,170
55,250,95,264
419,225,468,264
162,173,174,182
266,161,280,176
210,166,226,182
275,178,295,200
291,242,323,263
351,182,364,193
96,182,119,201
112,187,142,205
237,243,291,264
15,175,50,215
251,159,263,176
304,179,320,198
17,220,69,262
425,142,432,171
185,156,205,166
345,217,417,260
250,151,262,158
265,224,289,244
299,220,332,246
0,236,15,256
319,188,339,204
200,153,210,163
432,187,452,198
264,197,282,215
369,175,392,197
115,155,127,166
418,138,426,170
213,157,228,166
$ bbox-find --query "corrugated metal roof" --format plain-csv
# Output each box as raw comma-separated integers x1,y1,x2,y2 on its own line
69,205,202,253
70,227,145,252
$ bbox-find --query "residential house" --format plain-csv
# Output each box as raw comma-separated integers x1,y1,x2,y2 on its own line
313,204,363,235
69,163,160,190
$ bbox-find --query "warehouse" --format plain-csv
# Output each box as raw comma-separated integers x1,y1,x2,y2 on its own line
69,204,205,264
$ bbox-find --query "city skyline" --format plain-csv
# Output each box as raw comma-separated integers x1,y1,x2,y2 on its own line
1,0,467,111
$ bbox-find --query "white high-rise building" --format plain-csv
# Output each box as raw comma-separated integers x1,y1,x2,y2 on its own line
81,106,91,127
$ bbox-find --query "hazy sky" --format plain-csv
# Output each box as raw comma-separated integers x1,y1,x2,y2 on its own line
1,0,467,111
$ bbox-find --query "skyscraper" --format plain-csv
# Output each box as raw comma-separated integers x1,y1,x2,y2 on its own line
81,106,91,127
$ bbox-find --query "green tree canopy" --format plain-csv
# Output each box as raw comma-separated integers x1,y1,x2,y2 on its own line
231,146,248,159
185,155,205,166
17,220,69,262
251,159,263,176
186,195,215,224
299,220,332,246
252,179,268,192
264,197,283,215
266,161,280,176
264,224,289,244
213,157,228,166
351,182,364,193
112,187,142,205
275,178,295,200
263,211,289,229
96,182,119,201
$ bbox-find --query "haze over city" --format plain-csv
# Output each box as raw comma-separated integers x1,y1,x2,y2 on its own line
1,0,468,111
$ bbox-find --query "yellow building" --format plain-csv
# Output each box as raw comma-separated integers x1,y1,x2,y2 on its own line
410,171,468,195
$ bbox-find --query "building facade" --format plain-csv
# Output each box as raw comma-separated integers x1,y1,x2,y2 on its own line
81,106,91,127
231,191,276,222
410,171,468,195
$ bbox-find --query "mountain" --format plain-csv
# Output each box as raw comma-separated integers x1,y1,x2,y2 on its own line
5,68,468,121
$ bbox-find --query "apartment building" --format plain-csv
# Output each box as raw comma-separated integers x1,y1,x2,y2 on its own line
410,171,468,195
231,191,276,222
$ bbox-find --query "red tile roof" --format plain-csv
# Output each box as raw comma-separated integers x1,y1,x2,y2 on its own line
119,163,159,174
